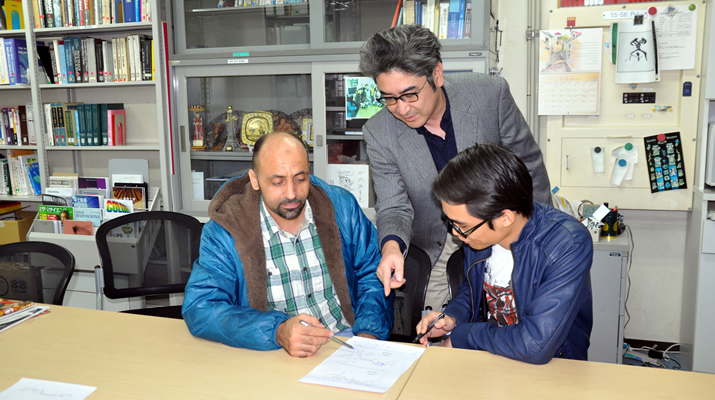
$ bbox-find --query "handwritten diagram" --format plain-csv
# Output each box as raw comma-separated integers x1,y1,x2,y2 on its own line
299,336,425,393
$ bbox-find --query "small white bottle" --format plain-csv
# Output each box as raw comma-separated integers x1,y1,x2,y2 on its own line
591,146,605,173
610,159,628,186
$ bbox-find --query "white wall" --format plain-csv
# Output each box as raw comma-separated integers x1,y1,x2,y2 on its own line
498,0,686,344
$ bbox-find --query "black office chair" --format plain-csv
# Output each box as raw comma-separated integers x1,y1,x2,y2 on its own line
390,245,432,343
0,241,76,305
447,247,465,299
94,211,203,319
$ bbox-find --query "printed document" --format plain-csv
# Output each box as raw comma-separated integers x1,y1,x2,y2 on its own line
300,336,425,393
0,378,96,400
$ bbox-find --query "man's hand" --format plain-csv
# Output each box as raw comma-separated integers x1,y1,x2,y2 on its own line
356,333,377,339
276,314,332,357
377,240,406,296
415,311,456,346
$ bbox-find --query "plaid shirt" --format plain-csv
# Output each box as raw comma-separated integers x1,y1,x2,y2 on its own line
260,198,350,333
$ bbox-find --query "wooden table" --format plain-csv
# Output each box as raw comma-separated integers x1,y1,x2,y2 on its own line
400,346,715,399
0,305,413,399
3,305,715,400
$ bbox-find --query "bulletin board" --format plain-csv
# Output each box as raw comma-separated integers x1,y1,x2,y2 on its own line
543,1,706,210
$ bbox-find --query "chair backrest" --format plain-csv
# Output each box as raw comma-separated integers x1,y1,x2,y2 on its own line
0,241,76,305
95,211,203,301
391,245,432,343
447,247,465,299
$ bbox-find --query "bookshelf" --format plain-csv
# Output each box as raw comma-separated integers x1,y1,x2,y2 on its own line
0,0,174,209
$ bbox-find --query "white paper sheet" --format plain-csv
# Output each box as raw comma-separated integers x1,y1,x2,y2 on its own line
0,378,96,400
653,4,697,70
299,336,425,393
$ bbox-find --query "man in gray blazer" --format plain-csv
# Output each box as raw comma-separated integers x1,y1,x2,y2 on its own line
359,25,551,311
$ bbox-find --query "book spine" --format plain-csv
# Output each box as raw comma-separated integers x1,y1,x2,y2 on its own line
51,40,61,84
86,38,97,82
78,103,86,146
65,108,75,145
52,0,63,27
63,37,75,83
140,36,151,80
44,0,55,27
26,104,37,145
103,40,113,82
123,0,135,22
81,38,89,82
5,40,17,85
51,103,61,146
0,39,7,86
448,0,459,39
1,109,12,145
438,2,449,39
71,36,83,83
111,38,118,82
100,103,108,145
44,103,54,145
18,105,29,145
57,43,68,84
16,39,29,84
95,39,104,82
457,0,465,39
91,103,99,145
33,0,44,28
464,0,471,38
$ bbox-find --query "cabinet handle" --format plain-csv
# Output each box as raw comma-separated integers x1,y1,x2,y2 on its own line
180,126,186,152
566,155,570,170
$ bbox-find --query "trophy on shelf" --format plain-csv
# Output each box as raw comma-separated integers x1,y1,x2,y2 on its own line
189,105,206,150
241,111,274,151
223,106,241,152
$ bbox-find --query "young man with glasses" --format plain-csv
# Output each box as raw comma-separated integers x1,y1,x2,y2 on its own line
359,24,551,312
415,143,593,364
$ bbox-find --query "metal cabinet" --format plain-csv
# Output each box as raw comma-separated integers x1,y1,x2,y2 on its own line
590,234,630,364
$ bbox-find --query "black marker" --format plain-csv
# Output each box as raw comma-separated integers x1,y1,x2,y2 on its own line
413,312,445,343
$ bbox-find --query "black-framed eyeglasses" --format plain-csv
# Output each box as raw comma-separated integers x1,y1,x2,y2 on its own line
377,80,428,106
443,216,491,239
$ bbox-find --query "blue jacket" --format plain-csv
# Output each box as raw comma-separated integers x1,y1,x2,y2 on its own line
446,202,593,364
182,175,393,350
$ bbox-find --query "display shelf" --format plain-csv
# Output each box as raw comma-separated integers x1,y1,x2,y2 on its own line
33,22,153,36
39,81,156,89
0,84,31,90
46,145,161,151
0,29,27,37
0,194,42,202
0,145,39,150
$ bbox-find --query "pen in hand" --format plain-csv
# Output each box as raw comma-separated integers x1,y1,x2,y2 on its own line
299,320,355,350
413,312,446,343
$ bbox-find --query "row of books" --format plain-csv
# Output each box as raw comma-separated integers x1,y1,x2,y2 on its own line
31,0,151,28
217,0,307,7
0,38,29,85
403,0,472,40
0,151,41,197
40,34,154,85
0,105,37,145
44,102,126,146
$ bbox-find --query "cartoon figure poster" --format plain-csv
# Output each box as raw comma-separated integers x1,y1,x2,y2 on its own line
644,132,687,193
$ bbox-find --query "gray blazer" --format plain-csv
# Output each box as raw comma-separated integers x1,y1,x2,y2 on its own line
363,72,551,265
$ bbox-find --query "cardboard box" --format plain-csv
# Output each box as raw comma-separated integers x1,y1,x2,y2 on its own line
0,211,37,245
0,262,43,301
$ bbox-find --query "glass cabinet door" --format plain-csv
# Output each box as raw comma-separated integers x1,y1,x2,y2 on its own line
176,0,310,53
175,64,313,214
173,0,489,54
